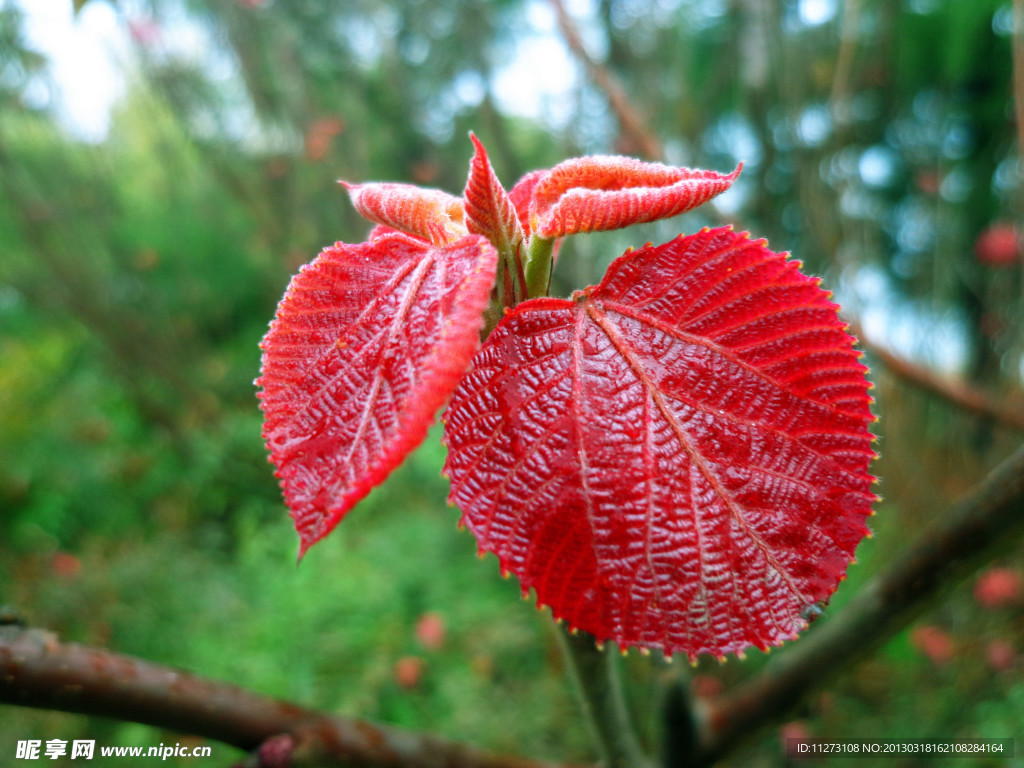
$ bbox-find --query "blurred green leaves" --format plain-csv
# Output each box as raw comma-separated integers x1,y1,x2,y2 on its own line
1,1,1023,765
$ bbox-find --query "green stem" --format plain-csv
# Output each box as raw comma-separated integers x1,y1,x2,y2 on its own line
525,235,556,298
557,628,651,768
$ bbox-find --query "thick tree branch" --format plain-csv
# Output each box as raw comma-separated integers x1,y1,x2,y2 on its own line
0,626,576,768
686,438,1024,766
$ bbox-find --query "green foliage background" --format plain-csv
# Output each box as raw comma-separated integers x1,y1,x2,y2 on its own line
1,0,1023,765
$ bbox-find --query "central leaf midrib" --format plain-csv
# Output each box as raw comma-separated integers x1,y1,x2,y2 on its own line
338,253,436,474
582,298,811,610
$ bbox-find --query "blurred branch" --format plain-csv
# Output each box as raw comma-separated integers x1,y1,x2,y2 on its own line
0,626,577,768
849,321,1024,432
684,438,1024,766
1013,0,1024,282
1015,0,1024,189
547,0,662,160
828,0,861,130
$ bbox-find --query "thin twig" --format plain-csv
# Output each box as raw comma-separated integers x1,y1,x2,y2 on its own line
1013,0,1024,288
828,0,861,130
849,321,1024,431
1015,0,1024,201
546,0,661,161
0,626,577,768
688,439,1024,766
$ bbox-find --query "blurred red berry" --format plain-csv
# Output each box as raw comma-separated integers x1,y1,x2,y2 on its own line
974,568,1023,609
257,734,294,768
974,223,1019,267
304,116,345,162
986,639,1016,672
394,656,425,689
690,674,724,699
51,552,81,579
910,625,954,666
779,720,812,754
415,612,446,651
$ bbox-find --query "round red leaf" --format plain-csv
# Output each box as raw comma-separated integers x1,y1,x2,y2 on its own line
443,227,876,660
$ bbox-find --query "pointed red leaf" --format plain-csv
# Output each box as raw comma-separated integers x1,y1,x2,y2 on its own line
464,134,526,260
341,181,467,245
529,157,740,238
259,232,497,555
443,227,876,659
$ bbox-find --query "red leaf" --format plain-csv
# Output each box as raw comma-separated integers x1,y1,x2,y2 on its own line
443,227,876,659
529,157,740,238
464,134,526,261
259,232,497,555
341,181,467,245
508,169,547,237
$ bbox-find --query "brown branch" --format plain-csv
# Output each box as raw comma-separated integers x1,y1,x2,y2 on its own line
1015,0,1024,206
686,438,1024,766
547,0,662,161
828,0,861,131
1013,0,1024,290
0,626,577,768
849,322,1024,431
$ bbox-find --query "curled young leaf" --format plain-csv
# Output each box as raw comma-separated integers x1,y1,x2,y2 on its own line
341,181,467,245
259,232,497,555
464,133,526,262
508,169,548,237
464,134,527,305
529,157,741,238
443,227,876,660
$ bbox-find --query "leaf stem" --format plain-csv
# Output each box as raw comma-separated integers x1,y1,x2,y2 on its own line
525,236,556,298
556,627,651,768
